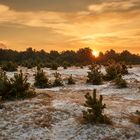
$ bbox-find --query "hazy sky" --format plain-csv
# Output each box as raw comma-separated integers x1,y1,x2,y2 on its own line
0,0,140,53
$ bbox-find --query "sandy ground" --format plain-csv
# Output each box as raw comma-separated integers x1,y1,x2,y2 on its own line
0,66,140,140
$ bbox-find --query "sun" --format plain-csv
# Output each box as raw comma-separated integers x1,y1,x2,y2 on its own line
92,50,99,57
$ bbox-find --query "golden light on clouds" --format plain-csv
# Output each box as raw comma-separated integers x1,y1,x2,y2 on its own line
0,0,139,53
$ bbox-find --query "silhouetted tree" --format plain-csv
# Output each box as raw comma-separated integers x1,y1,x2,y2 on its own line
77,48,95,65
0,48,140,67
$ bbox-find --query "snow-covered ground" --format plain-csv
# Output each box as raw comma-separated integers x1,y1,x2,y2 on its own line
0,66,140,140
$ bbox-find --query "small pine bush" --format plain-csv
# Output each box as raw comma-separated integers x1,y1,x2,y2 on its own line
34,67,51,88
26,64,33,69
51,62,59,70
128,65,133,69
115,74,127,88
0,96,3,109
105,62,121,81
121,63,128,75
10,70,35,99
2,61,18,72
63,66,67,69
0,71,12,100
83,89,111,124
21,61,37,69
67,75,75,85
87,64,102,85
104,61,128,81
63,61,70,69
53,72,63,87
0,70,35,100
80,65,84,69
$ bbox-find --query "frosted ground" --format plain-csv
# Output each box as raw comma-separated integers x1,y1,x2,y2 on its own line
0,66,140,140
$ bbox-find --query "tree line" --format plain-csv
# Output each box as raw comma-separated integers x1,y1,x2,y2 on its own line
0,47,140,68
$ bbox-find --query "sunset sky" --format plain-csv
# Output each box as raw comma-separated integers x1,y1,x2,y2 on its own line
0,0,140,53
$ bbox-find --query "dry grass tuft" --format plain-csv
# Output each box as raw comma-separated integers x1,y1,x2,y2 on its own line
130,113,140,125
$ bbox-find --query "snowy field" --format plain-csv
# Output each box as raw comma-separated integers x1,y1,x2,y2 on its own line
0,66,140,140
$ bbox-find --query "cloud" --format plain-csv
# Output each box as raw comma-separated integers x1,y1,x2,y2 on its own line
0,4,9,13
0,42,7,49
0,4,68,28
0,0,93,12
0,1,139,53
88,0,140,13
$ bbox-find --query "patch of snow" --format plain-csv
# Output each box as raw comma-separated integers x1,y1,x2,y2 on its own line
124,66,140,81
1,66,140,140
35,83,111,92
52,100,84,117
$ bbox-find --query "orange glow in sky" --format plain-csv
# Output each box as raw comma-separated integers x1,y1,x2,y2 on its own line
92,50,99,57
0,0,139,53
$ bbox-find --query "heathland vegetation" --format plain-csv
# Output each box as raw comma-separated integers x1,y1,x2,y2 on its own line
0,47,139,128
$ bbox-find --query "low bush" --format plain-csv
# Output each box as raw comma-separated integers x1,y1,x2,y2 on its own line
128,65,133,69
10,70,35,99
0,70,35,100
62,61,70,69
0,71,12,100
104,62,121,81
67,75,75,85
63,65,67,69
121,63,128,75
115,74,127,88
44,63,52,68
50,62,59,70
0,96,3,109
52,72,63,87
83,89,111,124
26,64,34,69
34,67,51,88
2,61,18,72
104,61,128,81
21,62,30,68
80,65,84,69
87,64,103,85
